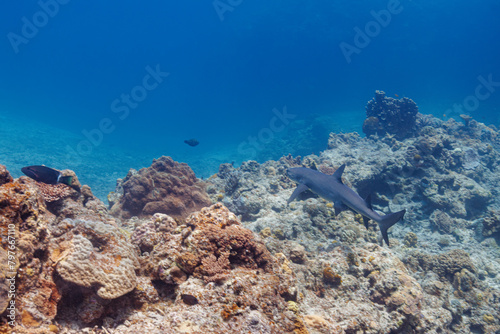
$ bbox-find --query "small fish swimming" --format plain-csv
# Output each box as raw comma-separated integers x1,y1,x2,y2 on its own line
184,138,199,147
287,164,406,246
21,165,72,185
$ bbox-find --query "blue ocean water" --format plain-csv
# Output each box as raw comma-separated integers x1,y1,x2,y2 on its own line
1,0,499,199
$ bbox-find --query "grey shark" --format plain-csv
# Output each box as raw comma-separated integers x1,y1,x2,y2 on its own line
286,164,405,246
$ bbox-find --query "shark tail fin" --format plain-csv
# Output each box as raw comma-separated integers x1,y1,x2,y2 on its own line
378,209,406,246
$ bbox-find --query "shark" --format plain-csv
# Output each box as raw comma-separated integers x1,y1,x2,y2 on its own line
286,164,405,246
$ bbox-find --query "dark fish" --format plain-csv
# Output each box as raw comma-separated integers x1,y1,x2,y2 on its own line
21,165,72,185
184,138,199,147
180,294,198,305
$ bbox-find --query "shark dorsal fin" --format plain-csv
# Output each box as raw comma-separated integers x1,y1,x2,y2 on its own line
334,201,347,216
332,164,346,183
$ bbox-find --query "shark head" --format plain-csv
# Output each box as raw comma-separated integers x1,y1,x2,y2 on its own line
286,168,306,184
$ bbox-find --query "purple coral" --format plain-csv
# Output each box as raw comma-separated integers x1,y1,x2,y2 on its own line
363,90,419,139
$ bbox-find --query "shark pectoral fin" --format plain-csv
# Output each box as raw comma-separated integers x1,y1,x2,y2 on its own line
362,216,370,229
334,202,347,216
287,184,309,205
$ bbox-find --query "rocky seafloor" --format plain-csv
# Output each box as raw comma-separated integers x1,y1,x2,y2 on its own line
1,94,500,333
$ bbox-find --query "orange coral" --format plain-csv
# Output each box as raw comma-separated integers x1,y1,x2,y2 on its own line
323,266,342,285
200,253,231,283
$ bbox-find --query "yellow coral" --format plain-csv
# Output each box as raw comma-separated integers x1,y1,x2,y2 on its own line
260,227,271,238
403,232,418,248
483,314,495,324
288,301,299,314
26,267,35,277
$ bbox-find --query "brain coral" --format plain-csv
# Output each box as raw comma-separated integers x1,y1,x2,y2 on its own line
56,219,139,299
110,156,212,221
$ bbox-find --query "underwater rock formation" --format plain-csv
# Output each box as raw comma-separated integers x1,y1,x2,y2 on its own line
0,164,13,186
126,203,298,333
55,218,139,299
132,203,276,285
119,203,435,333
0,166,140,331
482,210,500,237
109,156,212,221
2,111,500,333
207,113,500,333
362,90,419,139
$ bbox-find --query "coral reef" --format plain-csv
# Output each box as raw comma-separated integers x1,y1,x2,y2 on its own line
430,209,454,234
207,113,500,333
0,164,13,186
34,182,76,202
482,209,500,237
125,203,298,333
0,166,141,331
362,90,419,139
2,109,500,333
109,156,212,221
55,219,139,299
